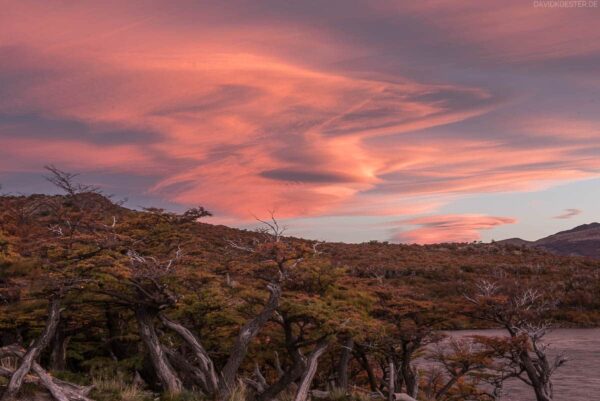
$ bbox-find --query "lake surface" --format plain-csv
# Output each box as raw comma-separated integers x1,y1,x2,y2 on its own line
446,329,600,401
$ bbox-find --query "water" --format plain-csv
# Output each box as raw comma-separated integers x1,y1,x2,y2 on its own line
446,329,600,401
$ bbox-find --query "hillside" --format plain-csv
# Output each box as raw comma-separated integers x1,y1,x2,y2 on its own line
498,223,600,258
1,191,599,401
2,193,598,327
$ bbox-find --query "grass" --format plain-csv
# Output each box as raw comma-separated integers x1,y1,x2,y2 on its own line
160,390,206,401
91,372,154,401
323,388,375,401
226,381,248,401
0,367,378,401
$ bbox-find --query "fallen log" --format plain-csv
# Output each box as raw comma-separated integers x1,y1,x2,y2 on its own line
2,298,62,401
0,344,94,401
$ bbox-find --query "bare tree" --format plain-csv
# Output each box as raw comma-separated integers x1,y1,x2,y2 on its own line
424,337,499,401
228,215,334,401
466,280,567,401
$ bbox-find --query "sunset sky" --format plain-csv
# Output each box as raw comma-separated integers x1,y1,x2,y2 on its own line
1,1,599,243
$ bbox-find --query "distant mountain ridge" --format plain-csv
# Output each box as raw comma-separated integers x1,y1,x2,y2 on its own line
498,223,600,259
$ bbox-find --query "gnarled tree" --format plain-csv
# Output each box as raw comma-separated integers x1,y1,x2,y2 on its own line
466,280,567,401
96,209,290,398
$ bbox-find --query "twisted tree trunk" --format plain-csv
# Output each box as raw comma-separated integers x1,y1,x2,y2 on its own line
520,350,553,401
159,314,219,394
293,339,330,401
336,337,353,392
256,351,306,401
105,307,129,360
157,283,280,398
400,346,418,398
388,360,395,401
50,321,70,371
135,306,182,395
355,343,378,392
2,297,62,401
162,345,209,392
218,283,282,398
256,316,306,401
435,369,465,400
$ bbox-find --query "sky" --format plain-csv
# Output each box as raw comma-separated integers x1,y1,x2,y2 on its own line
1,0,599,244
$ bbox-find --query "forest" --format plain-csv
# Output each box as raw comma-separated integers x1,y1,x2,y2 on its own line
0,168,599,401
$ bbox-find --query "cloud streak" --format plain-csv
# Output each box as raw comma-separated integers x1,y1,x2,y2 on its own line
554,208,582,220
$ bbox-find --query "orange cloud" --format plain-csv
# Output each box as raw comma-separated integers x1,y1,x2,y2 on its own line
393,214,517,244
0,2,501,218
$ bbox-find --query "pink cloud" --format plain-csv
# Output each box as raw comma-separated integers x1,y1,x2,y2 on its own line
392,214,517,244
0,1,599,224
0,2,500,218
